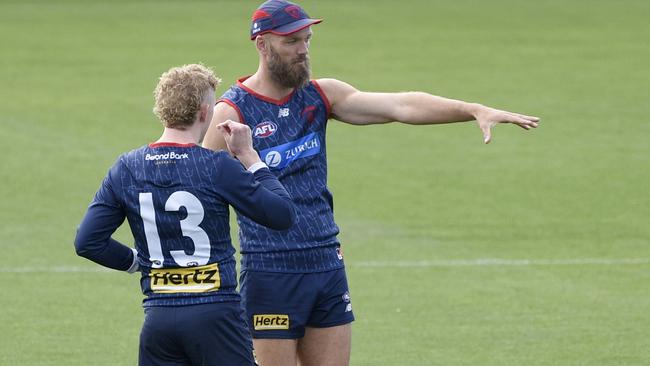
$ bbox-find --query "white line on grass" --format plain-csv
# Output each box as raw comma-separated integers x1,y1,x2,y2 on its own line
351,258,650,267
1,258,649,273
0,266,111,273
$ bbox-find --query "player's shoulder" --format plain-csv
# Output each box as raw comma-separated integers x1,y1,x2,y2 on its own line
198,146,228,158
115,144,149,165
312,78,347,89
198,148,246,181
219,81,248,103
214,99,241,122
312,78,355,102
99,145,148,189
216,82,247,123
108,145,141,167
196,147,236,165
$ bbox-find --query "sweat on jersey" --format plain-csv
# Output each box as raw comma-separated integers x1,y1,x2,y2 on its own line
219,78,344,273
74,142,295,307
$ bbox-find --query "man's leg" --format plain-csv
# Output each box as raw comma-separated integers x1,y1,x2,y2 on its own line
241,270,306,366
139,307,190,366
297,324,351,366
240,266,352,366
253,338,299,366
179,302,256,366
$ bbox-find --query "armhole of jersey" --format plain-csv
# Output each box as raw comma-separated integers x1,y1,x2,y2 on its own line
311,80,332,119
217,98,246,125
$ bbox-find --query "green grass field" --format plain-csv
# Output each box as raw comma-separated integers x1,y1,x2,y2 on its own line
1,0,649,364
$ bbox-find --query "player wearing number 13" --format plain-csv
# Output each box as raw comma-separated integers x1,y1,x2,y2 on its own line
74,64,295,365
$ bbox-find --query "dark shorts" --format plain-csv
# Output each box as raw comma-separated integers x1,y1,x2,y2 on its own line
139,302,255,366
239,268,355,339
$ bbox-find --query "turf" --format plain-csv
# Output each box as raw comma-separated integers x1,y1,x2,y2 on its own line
1,0,649,365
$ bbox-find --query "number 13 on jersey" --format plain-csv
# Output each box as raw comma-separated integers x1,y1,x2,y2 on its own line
139,191,211,268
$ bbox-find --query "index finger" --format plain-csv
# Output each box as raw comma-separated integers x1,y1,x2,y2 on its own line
511,112,540,122
508,114,539,128
216,121,233,134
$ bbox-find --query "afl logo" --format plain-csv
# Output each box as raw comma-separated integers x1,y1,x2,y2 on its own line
265,151,282,167
254,121,277,138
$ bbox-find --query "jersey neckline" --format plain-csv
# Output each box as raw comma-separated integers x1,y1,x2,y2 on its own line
237,76,298,106
148,142,197,148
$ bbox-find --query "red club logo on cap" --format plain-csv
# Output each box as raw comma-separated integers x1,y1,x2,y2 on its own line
252,9,271,21
285,5,302,19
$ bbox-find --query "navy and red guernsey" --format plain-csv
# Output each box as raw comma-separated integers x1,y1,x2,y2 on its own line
74,142,295,307
219,77,343,273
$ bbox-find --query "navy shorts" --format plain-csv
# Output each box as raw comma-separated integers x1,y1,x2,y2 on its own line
139,302,255,366
239,268,355,339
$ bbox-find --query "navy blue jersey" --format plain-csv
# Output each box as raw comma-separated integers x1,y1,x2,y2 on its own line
75,142,294,306
220,78,343,272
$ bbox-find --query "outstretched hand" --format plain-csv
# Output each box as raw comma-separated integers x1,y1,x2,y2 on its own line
474,106,540,144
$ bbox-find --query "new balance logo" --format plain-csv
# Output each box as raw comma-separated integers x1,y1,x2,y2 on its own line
278,108,290,118
253,314,290,330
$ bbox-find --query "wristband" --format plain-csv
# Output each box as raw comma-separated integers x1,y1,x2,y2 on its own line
126,248,139,274
247,161,268,173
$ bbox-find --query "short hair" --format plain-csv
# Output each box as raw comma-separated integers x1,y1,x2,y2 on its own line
153,63,221,129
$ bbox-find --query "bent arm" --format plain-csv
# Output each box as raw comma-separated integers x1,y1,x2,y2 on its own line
203,101,239,152
74,200,138,273
217,154,295,231
208,116,295,230
246,167,296,230
74,171,138,273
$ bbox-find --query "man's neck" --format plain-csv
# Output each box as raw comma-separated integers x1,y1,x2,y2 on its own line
155,127,200,145
243,68,295,101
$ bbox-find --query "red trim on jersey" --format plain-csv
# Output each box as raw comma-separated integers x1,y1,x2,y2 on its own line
237,76,296,106
217,98,246,125
148,142,196,148
311,79,331,118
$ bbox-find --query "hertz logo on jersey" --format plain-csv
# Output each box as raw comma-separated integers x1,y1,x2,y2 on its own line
149,263,220,293
253,314,290,330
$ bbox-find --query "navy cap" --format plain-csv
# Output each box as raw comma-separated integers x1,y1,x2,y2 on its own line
250,0,322,40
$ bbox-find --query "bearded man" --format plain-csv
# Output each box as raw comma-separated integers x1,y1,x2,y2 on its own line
203,1,540,365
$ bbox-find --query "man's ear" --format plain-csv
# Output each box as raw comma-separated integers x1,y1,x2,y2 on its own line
256,35,268,55
199,102,210,123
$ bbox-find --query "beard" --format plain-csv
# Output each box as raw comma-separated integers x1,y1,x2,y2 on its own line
267,45,311,89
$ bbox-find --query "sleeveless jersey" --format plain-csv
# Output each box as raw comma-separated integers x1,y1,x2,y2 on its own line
220,77,343,273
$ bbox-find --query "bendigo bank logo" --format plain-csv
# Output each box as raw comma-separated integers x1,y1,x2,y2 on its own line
254,121,278,138
149,263,219,293
253,314,290,330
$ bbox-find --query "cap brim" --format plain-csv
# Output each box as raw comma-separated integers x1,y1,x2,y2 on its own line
270,18,322,36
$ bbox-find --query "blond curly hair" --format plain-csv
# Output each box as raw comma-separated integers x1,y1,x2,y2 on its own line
153,64,221,129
